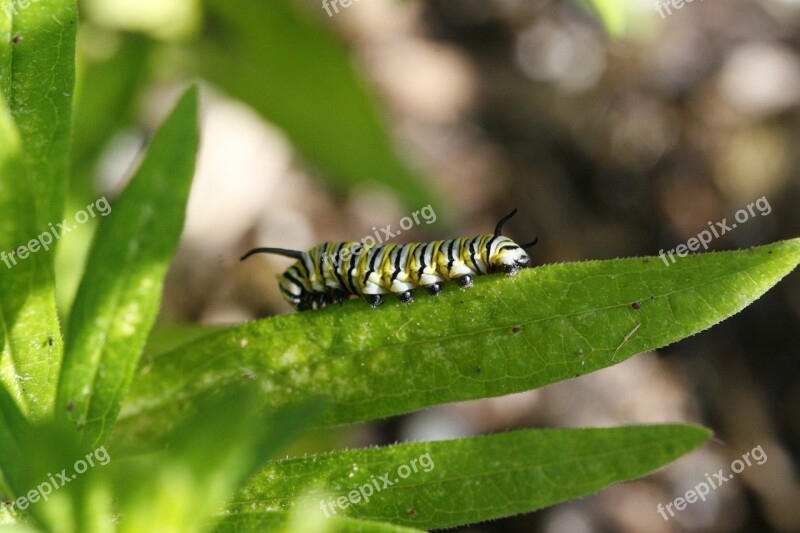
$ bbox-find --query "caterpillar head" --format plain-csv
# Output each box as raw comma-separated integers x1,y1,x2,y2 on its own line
278,271,314,311
489,209,538,276
240,247,314,310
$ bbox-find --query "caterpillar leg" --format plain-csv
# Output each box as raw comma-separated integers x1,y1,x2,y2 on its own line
497,264,521,276
425,283,442,296
312,292,329,309
365,294,384,308
455,274,474,288
389,279,415,304
332,288,348,305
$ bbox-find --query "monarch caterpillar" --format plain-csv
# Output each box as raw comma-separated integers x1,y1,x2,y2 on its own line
240,209,538,311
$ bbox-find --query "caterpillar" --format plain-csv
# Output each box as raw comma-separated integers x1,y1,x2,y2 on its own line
240,209,538,311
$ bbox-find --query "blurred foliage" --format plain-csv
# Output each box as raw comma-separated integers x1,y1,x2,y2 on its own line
198,0,435,209
582,0,626,36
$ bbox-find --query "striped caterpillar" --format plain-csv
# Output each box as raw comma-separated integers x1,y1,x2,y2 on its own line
240,209,538,311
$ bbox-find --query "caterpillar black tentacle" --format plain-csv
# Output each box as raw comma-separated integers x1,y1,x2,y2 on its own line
241,209,537,311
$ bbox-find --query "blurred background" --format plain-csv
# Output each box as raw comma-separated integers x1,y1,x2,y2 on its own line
62,0,800,531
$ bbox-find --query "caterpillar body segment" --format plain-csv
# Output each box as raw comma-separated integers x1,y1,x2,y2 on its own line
241,209,538,311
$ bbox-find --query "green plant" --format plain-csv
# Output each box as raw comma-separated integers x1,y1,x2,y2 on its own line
1,1,799,532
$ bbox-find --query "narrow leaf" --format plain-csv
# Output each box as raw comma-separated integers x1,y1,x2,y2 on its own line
0,0,76,419
0,384,30,498
230,425,710,529
70,34,151,199
57,86,199,447
199,0,434,208
0,391,110,531
0,95,62,420
1,0,76,228
115,239,800,444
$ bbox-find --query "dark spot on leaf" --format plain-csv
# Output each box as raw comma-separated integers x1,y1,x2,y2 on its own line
631,302,640,310
48,336,54,346
76,422,85,430
66,402,75,412
476,367,481,374
643,259,649,263
407,509,417,517
243,373,256,380
12,35,21,44
511,326,522,333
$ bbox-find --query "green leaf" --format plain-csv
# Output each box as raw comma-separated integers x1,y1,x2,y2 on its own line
115,239,800,444
70,33,151,200
198,0,434,209
0,383,30,499
56,35,153,317
0,388,112,531
213,511,425,533
0,93,62,421
229,425,710,529
0,0,76,420
1,0,76,229
56,86,199,448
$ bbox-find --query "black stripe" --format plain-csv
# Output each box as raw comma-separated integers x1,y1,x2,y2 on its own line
331,243,351,294
317,242,328,282
468,238,477,270
327,242,343,269
417,243,429,278
485,236,498,267
447,240,457,269
499,244,520,251
364,246,383,284
347,247,360,294
391,245,403,281
283,271,306,291
279,284,297,299
295,254,311,279
472,237,486,274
